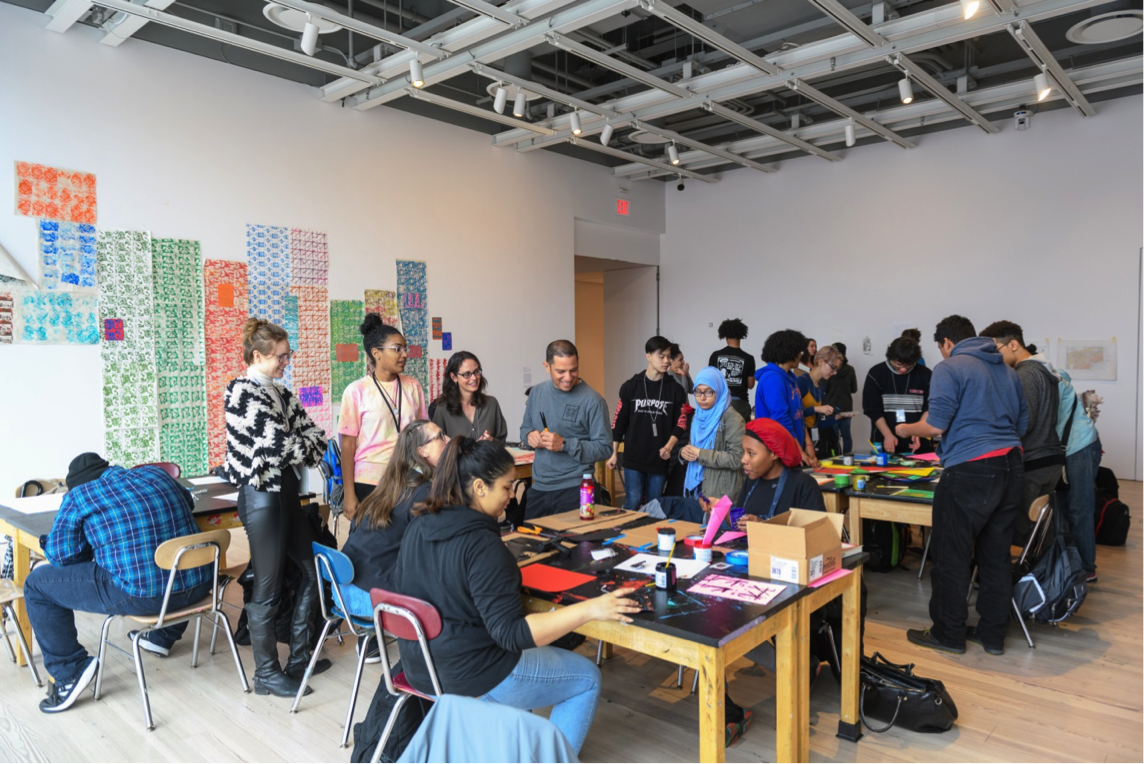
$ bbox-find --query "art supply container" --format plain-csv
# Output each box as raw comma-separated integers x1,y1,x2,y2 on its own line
655,561,677,590
695,544,713,563
729,506,746,528
876,453,890,466
657,527,676,552
834,475,851,489
855,475,868,491
842,455,854,466
725,550,749,568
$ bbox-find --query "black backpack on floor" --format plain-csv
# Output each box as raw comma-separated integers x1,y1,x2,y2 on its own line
1095,497,1131,546
1013,535,1088,625
863,520,909,572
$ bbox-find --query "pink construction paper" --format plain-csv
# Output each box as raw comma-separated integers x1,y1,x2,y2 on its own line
687,575,787,606
714,531,746,545
811,568,853,588
702,496,732,547
909,452,941,462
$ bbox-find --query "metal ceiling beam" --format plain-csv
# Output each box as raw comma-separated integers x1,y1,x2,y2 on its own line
1009,20,1096,116
544,32,693,97
321,0,577,102
985,0,1018,15
887,53,999,132
346,0,637,109
704,101,841,161
803,0,885,46
404,88,556,133
632,123,777,172
82,0,383,85
635,0,781,75
96,0,175,47
444,0,526,26
44,0,93,32
787,79,913,147
498,0,1104,150
567,139,719,182
470,63,621,119
263,0,449,59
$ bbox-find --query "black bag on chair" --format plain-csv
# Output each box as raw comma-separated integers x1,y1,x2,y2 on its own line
860,652,958,733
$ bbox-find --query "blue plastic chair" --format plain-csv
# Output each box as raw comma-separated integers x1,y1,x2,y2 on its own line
290,542,383,748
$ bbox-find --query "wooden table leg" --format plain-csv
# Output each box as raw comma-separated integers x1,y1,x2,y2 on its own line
697,645,727,763
12,534,33,668
837,566,864,741
848,496,863,545
773,606,806,762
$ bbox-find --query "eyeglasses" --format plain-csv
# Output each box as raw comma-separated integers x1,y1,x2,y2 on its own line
381,345,409,355
830,363,842,372
694,388,716,399
426,430,447,443
277,350,295,363
457,368,483,380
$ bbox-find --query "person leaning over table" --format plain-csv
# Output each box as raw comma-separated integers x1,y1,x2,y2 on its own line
520,339,612,519
678,366,744,504
432,350,508,444
393,437,640,754
340,313,429,519
863,336,933,455
22,454,213,714
224,318,329,697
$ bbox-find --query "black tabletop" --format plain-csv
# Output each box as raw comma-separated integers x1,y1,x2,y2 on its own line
0,504,57,538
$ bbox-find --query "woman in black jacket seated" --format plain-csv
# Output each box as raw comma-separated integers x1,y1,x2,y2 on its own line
394,437,639,753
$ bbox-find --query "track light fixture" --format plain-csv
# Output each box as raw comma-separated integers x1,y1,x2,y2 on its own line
844,120,856,147
898,76,914,104
960,0,980,19
600,123,614,147
668,142,680,165
570,111,582,136
300,14,318,56
493,86,507,114
1034,71,1052,101
409,59,425,88
513,92,527,118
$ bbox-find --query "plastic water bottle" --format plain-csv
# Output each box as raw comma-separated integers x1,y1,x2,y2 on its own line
579,473,595,521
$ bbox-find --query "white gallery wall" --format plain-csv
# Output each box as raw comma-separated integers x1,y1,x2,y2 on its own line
661,94,1143,479
0,3,665,491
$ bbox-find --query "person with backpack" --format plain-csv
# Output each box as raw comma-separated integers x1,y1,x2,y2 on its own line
895,315,1027,656
823,343,858,453
708,318,755,424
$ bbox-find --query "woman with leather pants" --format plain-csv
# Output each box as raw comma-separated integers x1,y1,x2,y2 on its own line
224,318,330,697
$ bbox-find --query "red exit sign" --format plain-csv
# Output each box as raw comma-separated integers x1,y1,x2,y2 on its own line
616,199,630,216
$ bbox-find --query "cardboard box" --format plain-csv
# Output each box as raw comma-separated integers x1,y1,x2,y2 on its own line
747,509,845,585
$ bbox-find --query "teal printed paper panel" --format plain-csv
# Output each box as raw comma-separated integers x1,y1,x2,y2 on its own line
14,291,99,344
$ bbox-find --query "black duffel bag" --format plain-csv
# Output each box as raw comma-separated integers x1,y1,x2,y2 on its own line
860,652,958,733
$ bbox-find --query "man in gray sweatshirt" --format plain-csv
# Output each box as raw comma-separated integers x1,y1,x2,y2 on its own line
520,340,612,519
980,321,1065,545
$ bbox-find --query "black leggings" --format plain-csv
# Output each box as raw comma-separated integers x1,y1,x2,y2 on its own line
237,469,317,608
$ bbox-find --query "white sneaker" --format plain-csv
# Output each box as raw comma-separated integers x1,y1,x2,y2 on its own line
128,631,170,658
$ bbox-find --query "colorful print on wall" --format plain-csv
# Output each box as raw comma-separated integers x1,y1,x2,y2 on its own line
12,291,100,344
15,161,97,224
330,299,364,404
204,259,249,468
38,220,97,290
396,260,428,392
365,289,400,330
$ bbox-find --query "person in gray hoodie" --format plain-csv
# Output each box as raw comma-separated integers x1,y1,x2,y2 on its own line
980,321,1066,546
520,340,613,519
895,315,1027,656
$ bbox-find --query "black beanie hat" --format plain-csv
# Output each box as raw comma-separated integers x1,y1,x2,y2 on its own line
66,453,110,489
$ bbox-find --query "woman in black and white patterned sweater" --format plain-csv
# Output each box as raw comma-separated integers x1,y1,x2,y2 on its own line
224,318,328,698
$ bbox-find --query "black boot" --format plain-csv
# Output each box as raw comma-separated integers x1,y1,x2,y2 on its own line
248,602,311,697
282,576,331,681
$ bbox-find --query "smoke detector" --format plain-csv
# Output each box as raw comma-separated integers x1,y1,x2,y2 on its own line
263,3,343,33
1066,10,1143,44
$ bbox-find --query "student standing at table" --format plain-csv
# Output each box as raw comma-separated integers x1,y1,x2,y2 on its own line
224,318,329,697
896,315,1026,656
22,454,213,713
520,340,612,519
432,351,508,444
340,314,429,519
708,318,755,423
394,438,639,753
902,328,928,366
679,367,744,504
754,329,818,468
863,336,933,454
824,342,858,453
607,336,688,509
798,345,842,459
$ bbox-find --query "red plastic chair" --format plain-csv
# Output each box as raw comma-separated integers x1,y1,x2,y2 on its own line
368,588,444,764
133,462,182,479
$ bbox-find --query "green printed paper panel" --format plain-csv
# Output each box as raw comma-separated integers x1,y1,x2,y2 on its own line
330,299,363,404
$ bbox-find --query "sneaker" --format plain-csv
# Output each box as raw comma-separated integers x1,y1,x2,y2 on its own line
1085,573,1098,584
906,628,965,655
363,644,382,665
128,630,170,658
39,657,99,713
725,708,753,747
965,626,1004,656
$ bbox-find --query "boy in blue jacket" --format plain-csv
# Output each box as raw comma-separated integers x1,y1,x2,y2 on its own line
895,315,1027,656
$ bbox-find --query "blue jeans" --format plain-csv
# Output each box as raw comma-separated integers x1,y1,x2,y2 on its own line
23,561,211,682
838,417,853,454
1063,438,1101,574
481,646,602,753
623,469,667,510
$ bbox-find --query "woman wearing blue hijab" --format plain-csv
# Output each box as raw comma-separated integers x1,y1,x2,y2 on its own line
679,367,745,503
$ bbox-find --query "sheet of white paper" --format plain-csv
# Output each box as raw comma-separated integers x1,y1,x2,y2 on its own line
216,492,240,501
613,553,710,579
188,476,226,486
4,493,66,514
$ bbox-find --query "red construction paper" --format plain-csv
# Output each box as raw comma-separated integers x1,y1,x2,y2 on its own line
335,343,359,362
217,284,234,307
520,564,596,593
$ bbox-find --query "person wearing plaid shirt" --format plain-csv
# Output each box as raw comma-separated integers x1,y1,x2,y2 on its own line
23,454,213,714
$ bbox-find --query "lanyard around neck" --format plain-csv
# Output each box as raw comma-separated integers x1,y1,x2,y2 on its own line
745,468,789,521
371,374,403,432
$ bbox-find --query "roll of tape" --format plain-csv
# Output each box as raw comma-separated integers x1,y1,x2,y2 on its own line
726,550,749,567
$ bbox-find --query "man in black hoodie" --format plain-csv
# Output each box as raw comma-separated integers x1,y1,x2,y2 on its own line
863,336,933,454
980,321,1065,545
607,336,688,509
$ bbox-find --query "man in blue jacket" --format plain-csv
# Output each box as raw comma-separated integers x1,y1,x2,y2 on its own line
895,315,1027,656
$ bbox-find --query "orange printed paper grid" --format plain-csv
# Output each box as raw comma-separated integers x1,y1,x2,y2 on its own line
15,161,97,224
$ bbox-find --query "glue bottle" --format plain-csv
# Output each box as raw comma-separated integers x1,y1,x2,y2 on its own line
579,473,595,521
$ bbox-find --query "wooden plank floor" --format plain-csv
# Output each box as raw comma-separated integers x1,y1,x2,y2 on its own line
1,484,1140,763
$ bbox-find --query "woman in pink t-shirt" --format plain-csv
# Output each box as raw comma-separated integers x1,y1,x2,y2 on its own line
339,314,428,518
